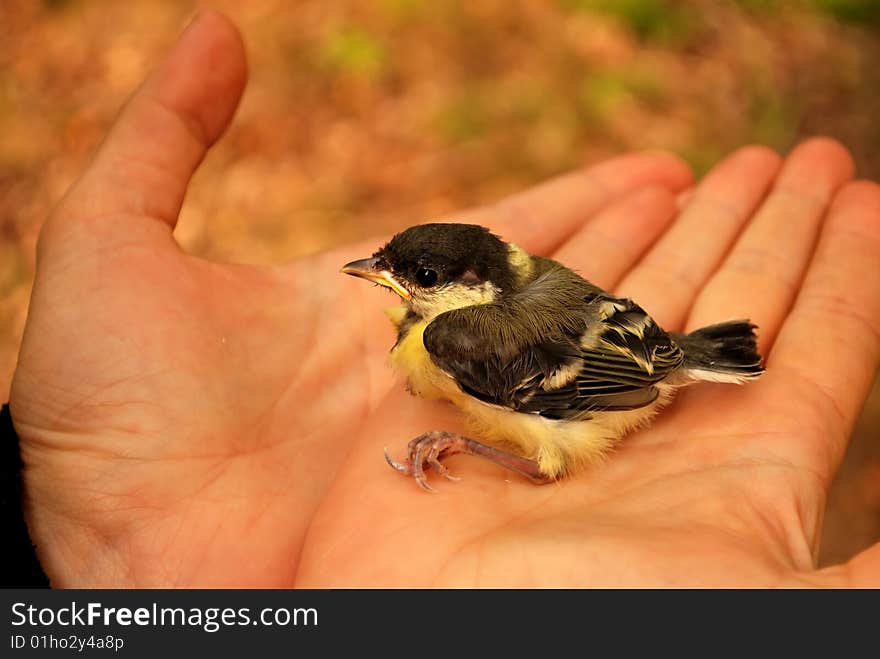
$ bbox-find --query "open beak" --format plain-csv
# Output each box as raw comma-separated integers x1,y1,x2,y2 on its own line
341,257,412,300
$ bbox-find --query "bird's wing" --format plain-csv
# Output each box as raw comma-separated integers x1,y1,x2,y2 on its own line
423,290,684,420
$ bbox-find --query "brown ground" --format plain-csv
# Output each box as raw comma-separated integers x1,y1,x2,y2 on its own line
1,0,877,569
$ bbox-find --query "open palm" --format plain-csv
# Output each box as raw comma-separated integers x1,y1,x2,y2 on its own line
11,13,880,587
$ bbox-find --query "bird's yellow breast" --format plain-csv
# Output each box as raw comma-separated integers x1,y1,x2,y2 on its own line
389,316,460,401
386,306,669,477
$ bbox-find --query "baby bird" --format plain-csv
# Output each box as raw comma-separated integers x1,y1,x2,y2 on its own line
342,223,763,491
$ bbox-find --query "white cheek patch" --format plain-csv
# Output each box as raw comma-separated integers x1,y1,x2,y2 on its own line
411,281,499,320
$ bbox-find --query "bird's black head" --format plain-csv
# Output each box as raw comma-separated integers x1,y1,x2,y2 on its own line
342,223,520,319
377,223,516,291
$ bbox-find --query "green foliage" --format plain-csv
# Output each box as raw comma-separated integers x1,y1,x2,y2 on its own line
561,0,705,47
432,91,489,142
578,68,669,119
317,27,387,79
579,73,628,119
622,68,668,108
809,0,880,24
748,87,799,150
679,145,727,179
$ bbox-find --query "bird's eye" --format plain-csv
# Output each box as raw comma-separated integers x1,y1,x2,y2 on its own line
415,267,438,287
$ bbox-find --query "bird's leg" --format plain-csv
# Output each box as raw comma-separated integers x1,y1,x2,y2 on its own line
384,430,553,492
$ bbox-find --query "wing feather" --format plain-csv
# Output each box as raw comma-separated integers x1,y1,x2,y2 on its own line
422,262,684,421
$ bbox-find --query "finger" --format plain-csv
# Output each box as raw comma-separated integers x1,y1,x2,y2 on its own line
456,151,692,255
841,541,880,587
615,145,782,330
51,11,246,234
552,186,679,290
685,138,855,352
764,180,880,480
676,186,696,212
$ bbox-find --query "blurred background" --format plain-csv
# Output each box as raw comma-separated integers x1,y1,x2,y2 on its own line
0,0,877,566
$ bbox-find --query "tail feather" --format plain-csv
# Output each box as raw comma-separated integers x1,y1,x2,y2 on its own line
672,320,764,384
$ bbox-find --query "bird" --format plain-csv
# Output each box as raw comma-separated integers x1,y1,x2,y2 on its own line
342,223,763,491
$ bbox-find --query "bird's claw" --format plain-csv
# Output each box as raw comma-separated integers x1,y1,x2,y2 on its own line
383,448,410,474
385,433,552,490
384,431,463,492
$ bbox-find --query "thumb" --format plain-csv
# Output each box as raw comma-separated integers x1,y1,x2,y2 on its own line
45,11,246,246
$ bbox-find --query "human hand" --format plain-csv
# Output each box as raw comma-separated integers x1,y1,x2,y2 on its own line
8,12,688,587
11,13,879,587
297,140,880,586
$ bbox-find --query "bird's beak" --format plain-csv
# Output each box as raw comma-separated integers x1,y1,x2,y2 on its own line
341,257,412,300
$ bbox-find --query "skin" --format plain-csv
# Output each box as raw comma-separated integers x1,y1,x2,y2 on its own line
9,12,880,587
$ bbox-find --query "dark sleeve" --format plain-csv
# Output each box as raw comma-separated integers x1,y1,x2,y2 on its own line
1,403,51,588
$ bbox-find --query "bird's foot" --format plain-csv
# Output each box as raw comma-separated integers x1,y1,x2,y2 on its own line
384,430,553,492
